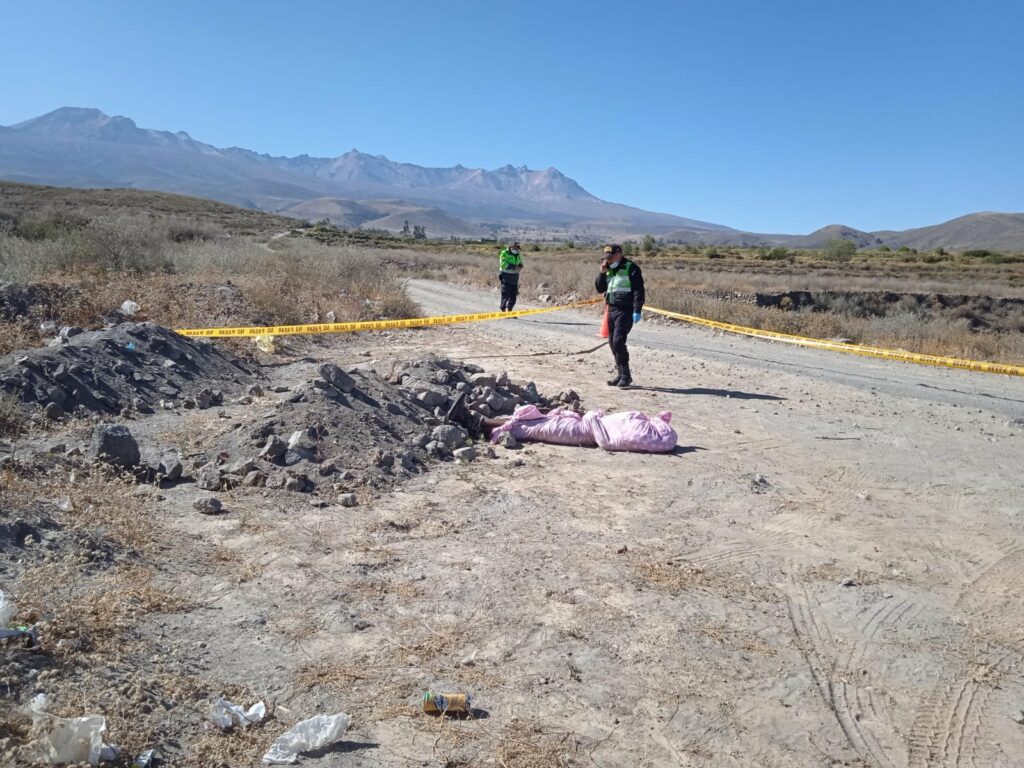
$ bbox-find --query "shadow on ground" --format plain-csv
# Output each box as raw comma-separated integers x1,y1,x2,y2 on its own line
629,386,786,401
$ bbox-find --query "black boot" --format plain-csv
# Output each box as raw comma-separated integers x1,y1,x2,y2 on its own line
446,392,484,436
607,366,622,386
617,367,632,388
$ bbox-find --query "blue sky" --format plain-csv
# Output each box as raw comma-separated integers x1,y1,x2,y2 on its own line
1,0,1021,233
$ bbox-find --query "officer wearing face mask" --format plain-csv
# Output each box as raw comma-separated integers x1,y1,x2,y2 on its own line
595,244,644,387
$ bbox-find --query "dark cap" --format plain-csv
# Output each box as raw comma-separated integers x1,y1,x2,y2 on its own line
603,244,622,255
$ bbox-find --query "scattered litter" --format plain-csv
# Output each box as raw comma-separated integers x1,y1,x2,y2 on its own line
120,300,141,317
132,749,156,767
255,334,278,354
210,696,266,729
0,590,15,625
840,577,858,587
262,711,350,764
29,693,115,765
749,474,772,493
422,691,473,715
0,590,38,645
1013,709,1024,725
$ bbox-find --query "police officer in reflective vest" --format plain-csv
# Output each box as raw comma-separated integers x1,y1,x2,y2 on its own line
596,244,645,387
498,241,523,311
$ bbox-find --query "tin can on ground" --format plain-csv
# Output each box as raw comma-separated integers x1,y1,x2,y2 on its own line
422,691,472,715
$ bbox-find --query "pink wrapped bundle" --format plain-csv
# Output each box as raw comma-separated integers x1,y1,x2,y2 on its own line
584,410,677,453
489,405,597,446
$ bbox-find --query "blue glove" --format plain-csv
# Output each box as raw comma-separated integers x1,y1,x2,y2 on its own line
632,311,642,323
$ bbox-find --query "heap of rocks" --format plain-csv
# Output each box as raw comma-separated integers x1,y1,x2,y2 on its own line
0,322,259,420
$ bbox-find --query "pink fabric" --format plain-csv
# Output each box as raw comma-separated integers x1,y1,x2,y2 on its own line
490,405,678,453
584,410,677,453
490,405,596,446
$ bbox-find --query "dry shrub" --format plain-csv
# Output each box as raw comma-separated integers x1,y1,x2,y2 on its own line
0,321,39,357
0,391,27,438
15,562,190,653
0,225,421,349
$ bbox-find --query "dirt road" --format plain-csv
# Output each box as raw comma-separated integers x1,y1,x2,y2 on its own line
120,280,1024,766
392,279,1023,766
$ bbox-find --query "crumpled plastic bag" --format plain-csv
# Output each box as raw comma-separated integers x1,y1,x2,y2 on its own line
30,693,114,765
585,410,677,453
262,712,351,764
0,590,14,626
0,590,38,644
210,696,266,729
490,405,596,446
119,300,141,317
254,334,278,353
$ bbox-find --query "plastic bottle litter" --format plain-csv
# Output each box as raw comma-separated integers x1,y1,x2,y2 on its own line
422,691,473,715
262,711,351,765
132,748,156,767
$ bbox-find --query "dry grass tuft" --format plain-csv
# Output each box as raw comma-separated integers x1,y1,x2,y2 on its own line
16,562,191,653
634,559,777,601
295,660,371,690
492,718,580,768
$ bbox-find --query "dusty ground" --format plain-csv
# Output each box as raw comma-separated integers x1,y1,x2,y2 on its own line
5,280,1024,766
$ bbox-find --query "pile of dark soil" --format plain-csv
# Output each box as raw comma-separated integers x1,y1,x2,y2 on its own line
0,322,260,420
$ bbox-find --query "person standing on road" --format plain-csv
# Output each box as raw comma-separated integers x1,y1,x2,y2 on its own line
596,243,644,387
498,241,523,312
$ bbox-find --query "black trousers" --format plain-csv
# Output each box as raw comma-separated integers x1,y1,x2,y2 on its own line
499,272,519,310
608,305,634,371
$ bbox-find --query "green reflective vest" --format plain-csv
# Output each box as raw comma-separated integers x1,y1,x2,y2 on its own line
499,249,523,273
606,261,634,297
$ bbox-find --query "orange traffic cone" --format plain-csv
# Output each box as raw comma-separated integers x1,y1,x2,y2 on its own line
597,305,610,338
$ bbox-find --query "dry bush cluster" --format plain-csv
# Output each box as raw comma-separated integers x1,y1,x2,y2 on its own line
0,215,418,355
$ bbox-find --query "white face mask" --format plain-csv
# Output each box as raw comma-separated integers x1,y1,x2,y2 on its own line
609,258,622,269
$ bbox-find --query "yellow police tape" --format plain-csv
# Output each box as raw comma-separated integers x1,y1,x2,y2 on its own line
175,297,603,339
645,306,1024,377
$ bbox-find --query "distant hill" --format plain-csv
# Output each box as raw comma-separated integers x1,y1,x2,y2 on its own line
278,198,384,229
280,197,487,238
779,224,883,250
872,213,1024,252
1,108,1021,250
0,179,299,236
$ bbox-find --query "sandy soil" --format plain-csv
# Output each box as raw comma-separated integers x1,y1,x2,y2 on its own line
10,280,1024,766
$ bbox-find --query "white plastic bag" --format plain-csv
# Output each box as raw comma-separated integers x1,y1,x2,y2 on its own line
119,300,141,316
30,693,110,765
262,712,351,764
0,590,14,626
210,697,266,729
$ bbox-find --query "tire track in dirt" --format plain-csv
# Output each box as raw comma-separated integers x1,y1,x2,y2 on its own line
787,583,908,768
675,530,794,575
839,597,919,768
907,652,1016,768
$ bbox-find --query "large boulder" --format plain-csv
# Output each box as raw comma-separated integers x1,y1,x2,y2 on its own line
318,363,355,394
431,425,468,451
89,424,141,467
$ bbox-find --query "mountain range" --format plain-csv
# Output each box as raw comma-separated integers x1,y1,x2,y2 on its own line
0,107,1021,250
